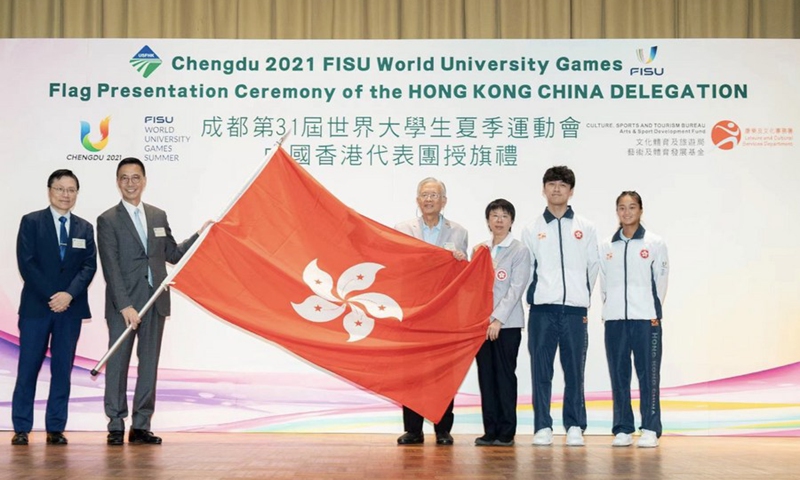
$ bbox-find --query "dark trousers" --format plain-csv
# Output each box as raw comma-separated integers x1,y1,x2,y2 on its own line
12,313,82,433
476,328,521,442
402,400,454,435
605,320,663,437
104,307,166,432
528,308,588,433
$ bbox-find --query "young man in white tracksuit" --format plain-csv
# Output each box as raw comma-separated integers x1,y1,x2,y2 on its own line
521,166,599,447
600,191,669,448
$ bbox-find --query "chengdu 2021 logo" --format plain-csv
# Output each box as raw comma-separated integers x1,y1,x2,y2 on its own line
80,116,110,152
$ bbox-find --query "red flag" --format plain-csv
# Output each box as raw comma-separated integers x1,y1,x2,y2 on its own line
171,147,494,422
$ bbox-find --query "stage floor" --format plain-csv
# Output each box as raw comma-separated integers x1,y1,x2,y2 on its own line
1,432,798,479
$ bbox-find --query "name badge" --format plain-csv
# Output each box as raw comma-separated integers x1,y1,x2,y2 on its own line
443,242,455,251
153,227,167,237
72,238,86,249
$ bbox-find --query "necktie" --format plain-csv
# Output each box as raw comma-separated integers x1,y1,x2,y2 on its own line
134,209,153,286
133,209,147,252
58,216,68,261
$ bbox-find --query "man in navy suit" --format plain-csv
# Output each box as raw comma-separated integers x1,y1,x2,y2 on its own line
11,169,97,446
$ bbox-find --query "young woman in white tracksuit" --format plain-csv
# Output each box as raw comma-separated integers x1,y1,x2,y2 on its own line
600,191,669,448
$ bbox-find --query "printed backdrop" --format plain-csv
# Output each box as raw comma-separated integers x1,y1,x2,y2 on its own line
0,39,798,435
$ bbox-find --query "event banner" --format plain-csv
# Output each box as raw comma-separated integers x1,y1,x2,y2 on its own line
0,39,798,435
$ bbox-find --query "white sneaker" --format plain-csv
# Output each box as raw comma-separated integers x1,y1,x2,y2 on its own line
565,426,585,446
532,428,553,446
612,432,633,447
637,429,659,448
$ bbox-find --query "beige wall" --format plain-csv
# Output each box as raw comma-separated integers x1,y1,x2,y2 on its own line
1,0,798,39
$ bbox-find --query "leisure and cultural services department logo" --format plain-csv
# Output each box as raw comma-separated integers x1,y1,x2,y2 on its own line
711,120,741,150
130,45,162,78
80,116,110,152
710,119,793,150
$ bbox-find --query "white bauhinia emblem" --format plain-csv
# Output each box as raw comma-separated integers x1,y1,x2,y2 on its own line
291,259,403,342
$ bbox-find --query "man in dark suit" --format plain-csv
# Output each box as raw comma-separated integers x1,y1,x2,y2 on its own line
97,157,207,446
11,169,97,446
394,177,468,446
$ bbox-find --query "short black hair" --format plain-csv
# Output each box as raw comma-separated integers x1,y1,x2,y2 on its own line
542,165,575,188
485,198,516,223
48,169,80,190
117,157,146,177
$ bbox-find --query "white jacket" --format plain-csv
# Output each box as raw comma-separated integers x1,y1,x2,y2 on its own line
599,226,669,321
521,207,599,313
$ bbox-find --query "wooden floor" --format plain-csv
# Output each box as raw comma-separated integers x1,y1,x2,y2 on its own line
1,432,798,479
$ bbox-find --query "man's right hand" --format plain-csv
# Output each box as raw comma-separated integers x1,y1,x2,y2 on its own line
121,306,142,330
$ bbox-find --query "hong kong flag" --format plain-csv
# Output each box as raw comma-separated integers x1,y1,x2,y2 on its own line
171,147,494,422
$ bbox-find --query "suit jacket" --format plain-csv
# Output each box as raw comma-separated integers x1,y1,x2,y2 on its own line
395,216,468,254
97,201,198,319
16,207,97,319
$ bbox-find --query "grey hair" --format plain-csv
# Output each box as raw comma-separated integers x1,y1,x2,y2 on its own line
416,177,447,197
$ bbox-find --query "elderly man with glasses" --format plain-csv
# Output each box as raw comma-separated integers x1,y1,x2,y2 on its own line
394,177,468,446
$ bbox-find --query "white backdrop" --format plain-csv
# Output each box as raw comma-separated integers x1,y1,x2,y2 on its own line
0,39,798,435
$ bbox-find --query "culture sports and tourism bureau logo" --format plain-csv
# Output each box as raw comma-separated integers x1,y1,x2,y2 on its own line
80,116,110,152
130,45,163,78
630,45,663,76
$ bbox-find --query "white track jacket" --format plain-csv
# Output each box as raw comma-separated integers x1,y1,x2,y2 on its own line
521,207,599,313
599,226,669,321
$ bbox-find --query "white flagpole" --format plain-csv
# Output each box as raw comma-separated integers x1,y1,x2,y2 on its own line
90,134,292,376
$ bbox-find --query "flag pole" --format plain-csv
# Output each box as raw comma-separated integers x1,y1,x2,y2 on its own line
90,283,167,376
90,134,292,377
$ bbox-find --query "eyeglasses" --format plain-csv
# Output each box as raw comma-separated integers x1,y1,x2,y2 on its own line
418,193,441,200
51,186,78,196
119,175,143,184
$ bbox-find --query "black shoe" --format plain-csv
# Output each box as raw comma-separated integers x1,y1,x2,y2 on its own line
128,429,162,445
493,438,515,446
474,435,494,446
396,432,424,445
436,432,454,445
107,431,124,446
11,432,28,446
46,432,68,445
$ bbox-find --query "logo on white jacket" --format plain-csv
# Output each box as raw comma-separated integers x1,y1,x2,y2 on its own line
640,249,650,259
496,269,508,281
574,230,583,240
